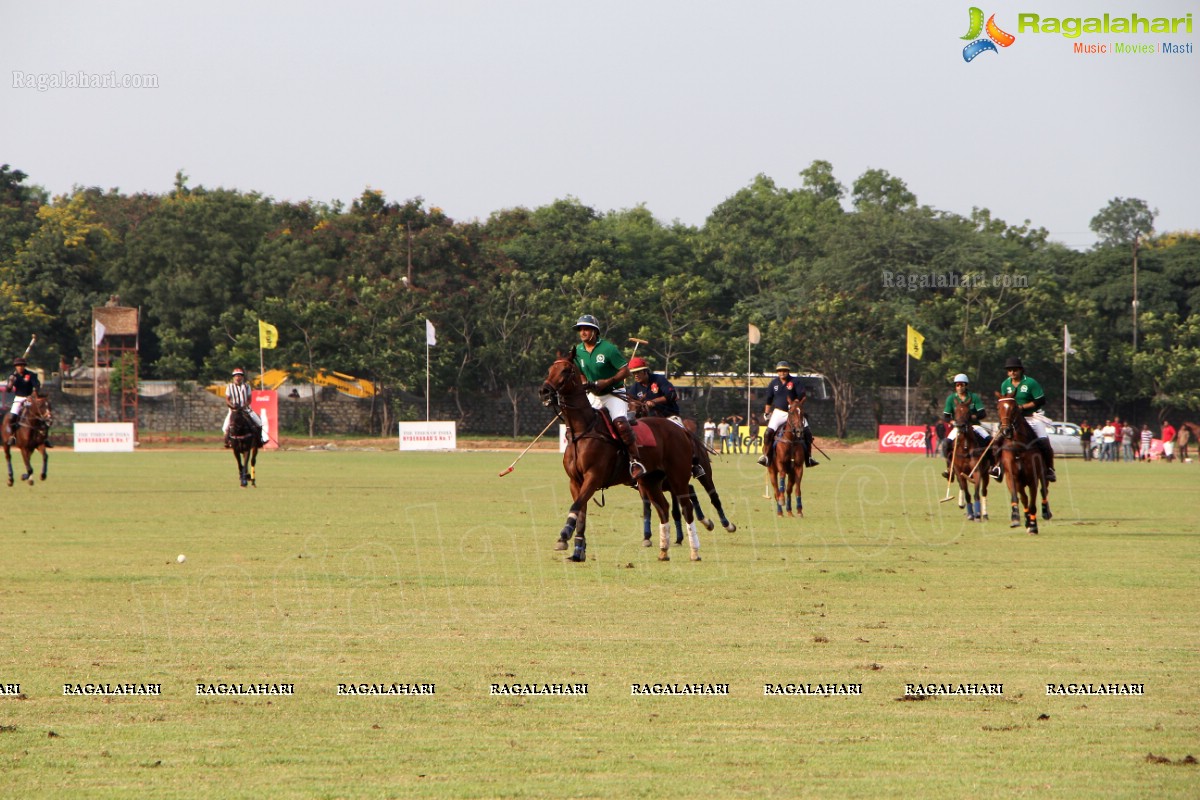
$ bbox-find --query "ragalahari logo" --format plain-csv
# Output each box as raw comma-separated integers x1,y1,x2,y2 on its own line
962,7,1016,61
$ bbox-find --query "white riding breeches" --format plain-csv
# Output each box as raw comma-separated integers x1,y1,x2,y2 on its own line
9,396,29,417
767,407,808,432
947,424,990,441
1027,412,1049,440
588,392,631,421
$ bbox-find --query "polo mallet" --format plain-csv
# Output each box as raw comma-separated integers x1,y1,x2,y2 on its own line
21,334,36,359
939,436,960,503
628,337,648,357
967,433,998,479
498,416,559,477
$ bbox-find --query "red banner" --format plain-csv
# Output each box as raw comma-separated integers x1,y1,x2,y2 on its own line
251,390,279,450
878,425,928,453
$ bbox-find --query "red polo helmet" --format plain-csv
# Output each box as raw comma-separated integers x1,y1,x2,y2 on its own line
628,357,649,372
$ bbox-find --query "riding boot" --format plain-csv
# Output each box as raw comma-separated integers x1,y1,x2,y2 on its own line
223,432,232,449
803,427,819,467
7,413,17,445
613,416,644,479
757,428,775,467
1038,437,1057,481
942,437,953,479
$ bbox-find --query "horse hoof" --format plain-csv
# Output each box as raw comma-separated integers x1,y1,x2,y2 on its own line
554,540,568,551
565,554,586,562
724,523,737,533
642,538,652,547
1009,520,1020,528
658,549,670,562
690,550,701,562
701,518,715,532
674,536,683,545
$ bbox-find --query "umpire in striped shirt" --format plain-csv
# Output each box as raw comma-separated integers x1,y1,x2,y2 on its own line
222,367,268,447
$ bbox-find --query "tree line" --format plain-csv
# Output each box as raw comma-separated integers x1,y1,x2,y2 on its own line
1,161,1197,437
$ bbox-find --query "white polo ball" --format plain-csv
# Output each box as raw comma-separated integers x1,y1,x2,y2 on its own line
176,554,187,564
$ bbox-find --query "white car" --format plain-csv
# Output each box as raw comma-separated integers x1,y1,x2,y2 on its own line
1046,421,1087,457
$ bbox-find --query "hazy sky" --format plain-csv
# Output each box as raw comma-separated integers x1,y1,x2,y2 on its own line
6,1,1198,249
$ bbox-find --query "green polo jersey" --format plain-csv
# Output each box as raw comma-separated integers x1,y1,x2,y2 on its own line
1000,374,1045,414
574,338,627,392
943,391,985,418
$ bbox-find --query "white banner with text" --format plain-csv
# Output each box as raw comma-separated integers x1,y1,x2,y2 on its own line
398,421,457,451
73,423,136,452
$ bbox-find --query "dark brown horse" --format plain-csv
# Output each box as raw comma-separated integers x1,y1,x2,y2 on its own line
995,395,1051,533
949,397,992,521
636,416,737,547
540,358,708,562
228,406,261,487
767,398,805,517
3,392,52,486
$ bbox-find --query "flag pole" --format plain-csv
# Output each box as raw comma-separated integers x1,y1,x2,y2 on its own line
746,335,752,431
426,339,431,422
905,350,910,427
259,342,265,390
1063,325,1068,423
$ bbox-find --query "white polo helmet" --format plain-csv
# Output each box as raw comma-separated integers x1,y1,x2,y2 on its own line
952,373,970,384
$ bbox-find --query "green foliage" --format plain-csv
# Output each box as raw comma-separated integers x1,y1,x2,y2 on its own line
0,164,1194,430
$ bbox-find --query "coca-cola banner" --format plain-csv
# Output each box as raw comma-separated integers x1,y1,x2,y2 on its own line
878,425,928,453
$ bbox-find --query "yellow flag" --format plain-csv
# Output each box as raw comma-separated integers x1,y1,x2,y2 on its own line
258,320,279,349
906,325,924,360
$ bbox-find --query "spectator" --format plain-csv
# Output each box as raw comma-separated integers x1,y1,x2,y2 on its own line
1161,420,1177,462
1121,422,1135,462
1079,420,1094,462
703,418,716,450
1112,418,1124,460
924,421,934,458
716,418,730,454
726,414,744,453
1139,424,1153,462
1100,420,1116,461
934,419,948,458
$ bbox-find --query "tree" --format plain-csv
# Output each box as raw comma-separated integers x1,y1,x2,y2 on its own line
1089,197,1156,249
776,289,899,437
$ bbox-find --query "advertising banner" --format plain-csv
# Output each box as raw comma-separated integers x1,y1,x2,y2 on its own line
878,425,927,453
399,421,457,451
251,390,279,450
73,422,136,452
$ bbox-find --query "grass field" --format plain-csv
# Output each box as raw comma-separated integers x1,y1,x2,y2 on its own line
1,446,1197,798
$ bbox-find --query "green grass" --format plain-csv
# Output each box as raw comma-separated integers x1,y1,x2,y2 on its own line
1,449,1197,798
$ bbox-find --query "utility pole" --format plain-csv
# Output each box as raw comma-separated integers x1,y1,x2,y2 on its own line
1132,234,1140,352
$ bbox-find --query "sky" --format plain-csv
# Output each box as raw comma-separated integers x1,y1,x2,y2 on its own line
5,1,1199,250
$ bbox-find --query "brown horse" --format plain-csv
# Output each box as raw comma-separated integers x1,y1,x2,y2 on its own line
994,395,1051,533
767,398,805,517
227,406,261,487
540,357,705,562
3,392,52,486
949,397,992,521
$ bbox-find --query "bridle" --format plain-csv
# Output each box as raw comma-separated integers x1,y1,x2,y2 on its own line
996,397,1031,442
21,395,53,431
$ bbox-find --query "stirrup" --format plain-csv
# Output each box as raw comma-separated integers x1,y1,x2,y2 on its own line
1046,468,1056,482
989,465,1002,480
805,458,819,468
629,460,646,479
941,470,950,479
757,454,769,467
691,462,706,478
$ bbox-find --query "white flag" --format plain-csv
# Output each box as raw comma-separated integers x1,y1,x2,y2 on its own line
94,319,107,346
748,323,761,345
425,319,437,347
1064,325,1076,355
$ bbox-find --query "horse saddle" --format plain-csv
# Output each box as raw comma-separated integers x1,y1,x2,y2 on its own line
632,421,657,449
